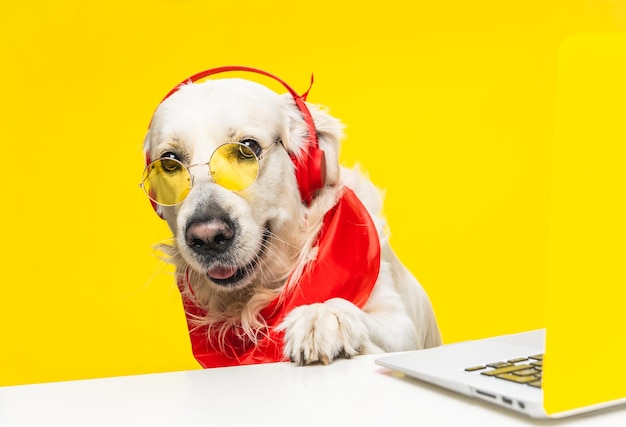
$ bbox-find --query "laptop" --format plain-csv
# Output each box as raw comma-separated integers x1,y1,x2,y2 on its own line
376,33,626,419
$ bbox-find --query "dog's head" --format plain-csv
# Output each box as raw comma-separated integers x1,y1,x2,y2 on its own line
143,73,343,291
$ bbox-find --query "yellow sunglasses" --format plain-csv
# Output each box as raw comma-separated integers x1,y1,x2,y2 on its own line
141,142,277,206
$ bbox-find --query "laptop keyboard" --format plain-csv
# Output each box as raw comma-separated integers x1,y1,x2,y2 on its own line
465,354,543,388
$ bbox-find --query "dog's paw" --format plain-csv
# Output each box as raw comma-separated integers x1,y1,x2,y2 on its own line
277,298,369,366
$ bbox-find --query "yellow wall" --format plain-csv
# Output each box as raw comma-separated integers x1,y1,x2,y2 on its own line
1,0,624,386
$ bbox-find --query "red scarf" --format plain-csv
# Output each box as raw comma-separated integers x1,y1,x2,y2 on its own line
178,187,380,368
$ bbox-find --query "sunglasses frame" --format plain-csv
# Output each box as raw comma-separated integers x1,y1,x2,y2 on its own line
141,141,279,206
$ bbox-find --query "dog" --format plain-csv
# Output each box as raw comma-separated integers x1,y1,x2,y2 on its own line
142,68,441,367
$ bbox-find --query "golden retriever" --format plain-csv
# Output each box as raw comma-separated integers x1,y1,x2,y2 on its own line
141,67,441,367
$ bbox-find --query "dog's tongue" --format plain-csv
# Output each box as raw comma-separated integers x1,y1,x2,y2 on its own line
207,265,237,280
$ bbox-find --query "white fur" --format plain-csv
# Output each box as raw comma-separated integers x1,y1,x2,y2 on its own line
144,77,441,365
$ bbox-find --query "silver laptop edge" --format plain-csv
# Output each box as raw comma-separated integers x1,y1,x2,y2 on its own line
376,330,548,418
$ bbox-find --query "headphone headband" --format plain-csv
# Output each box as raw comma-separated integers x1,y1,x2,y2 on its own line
160,66,312,103
158,66,319,151
148,66,325,206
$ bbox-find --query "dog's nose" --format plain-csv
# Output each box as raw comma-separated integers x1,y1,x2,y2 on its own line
185,219,235,255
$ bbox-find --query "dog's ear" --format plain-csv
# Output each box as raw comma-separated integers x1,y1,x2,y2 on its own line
281,94,344,188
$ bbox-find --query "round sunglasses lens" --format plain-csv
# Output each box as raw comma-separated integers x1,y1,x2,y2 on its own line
210,143,259,191
142,158,191,205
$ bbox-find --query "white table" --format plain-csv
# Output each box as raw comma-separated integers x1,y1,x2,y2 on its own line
1,354,625,426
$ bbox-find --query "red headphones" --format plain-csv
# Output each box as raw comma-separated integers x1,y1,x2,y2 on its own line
145,66,326,211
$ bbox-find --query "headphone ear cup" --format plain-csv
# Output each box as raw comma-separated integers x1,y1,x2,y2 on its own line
150,199,164,219
293,146,326,205
309,147,326,196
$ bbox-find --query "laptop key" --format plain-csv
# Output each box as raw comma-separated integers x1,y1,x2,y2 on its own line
496,373,538,384
486,362,513,369
481,364,535,376
464,365,487,372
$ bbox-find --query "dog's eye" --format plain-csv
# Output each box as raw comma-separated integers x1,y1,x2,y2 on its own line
159,152,183,172
160,152,179,160
239,139,261,158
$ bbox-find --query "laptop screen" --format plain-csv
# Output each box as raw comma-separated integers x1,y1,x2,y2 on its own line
545,33,626,415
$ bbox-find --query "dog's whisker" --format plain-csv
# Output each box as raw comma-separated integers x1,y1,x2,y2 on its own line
153,237,176,247
265,230,301,251
256,246,296,282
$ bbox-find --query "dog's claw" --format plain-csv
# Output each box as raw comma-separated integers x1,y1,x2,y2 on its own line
299,350,306,366
320,354,331,365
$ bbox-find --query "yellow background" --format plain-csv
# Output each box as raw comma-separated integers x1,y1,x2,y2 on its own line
0,0,624,387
